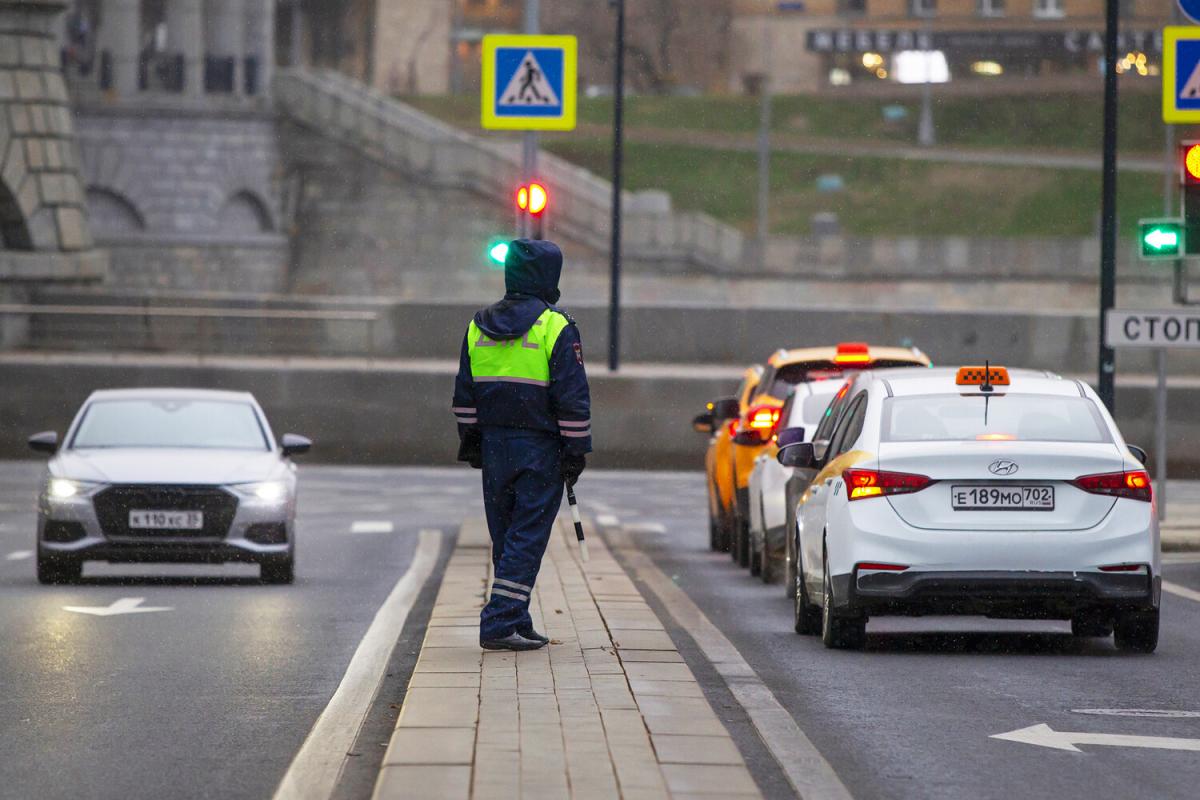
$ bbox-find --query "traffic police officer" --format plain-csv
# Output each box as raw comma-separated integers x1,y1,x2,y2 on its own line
453,239,591,651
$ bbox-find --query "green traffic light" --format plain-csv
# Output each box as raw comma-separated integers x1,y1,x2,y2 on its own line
488,241,510,267
1137,218,1184,260
1143,228,1178,250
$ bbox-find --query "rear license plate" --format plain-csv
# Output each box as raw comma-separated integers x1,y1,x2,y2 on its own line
951,485,1055,511
128,510,204,530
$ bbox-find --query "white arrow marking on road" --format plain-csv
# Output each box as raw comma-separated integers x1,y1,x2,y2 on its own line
6,550,32,561
992,723,1200,753
62,597,173,617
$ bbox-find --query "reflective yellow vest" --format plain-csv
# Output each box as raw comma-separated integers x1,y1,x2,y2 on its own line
466,308,571,386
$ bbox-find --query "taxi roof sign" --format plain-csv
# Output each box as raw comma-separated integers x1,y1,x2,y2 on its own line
956,366,1010,386
1163,27,1200,123
481,34,577,131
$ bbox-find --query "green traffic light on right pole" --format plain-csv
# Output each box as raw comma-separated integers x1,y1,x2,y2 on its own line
1137,218,1184,260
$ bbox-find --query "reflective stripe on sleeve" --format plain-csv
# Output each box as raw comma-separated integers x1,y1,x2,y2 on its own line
452,407,477,414
456,418,478,425
557,419,591,429
560,430,591,438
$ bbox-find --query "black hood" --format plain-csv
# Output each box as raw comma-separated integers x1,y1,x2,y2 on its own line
473,239,563,340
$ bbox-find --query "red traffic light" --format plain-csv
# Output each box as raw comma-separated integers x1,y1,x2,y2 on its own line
516,183,548,216
1182,142,1200,184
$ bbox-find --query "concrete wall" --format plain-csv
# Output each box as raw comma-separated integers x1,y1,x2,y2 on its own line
73,105,288,292
0,354,1194,475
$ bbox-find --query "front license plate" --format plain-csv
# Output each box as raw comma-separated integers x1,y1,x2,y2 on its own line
951,485,1055,511
128,510,204,530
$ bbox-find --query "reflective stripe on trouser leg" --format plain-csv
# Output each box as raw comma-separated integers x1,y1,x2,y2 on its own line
479,428,564,641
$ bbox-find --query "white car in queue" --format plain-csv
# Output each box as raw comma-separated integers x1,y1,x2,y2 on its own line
780,366,1160,652
747,379,842,582
29,388,311,585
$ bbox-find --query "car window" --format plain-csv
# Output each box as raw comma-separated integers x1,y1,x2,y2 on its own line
801,388,839,428
71,399,270,451
812,380,854,443
881,394,1111,443
828,393,868,459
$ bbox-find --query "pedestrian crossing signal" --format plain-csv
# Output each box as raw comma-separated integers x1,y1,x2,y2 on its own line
1138,219,1183,260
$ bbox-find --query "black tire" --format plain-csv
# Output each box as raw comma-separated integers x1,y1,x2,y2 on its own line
37,552,82,585
260,557,295,585
760,538,776,584
1070,611,1114,638
793,546,821,635
1114,609,1159,653
749,529,762,577
820,554,865,650
708,508,720,551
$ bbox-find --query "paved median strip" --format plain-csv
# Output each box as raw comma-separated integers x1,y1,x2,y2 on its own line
374,516,763,799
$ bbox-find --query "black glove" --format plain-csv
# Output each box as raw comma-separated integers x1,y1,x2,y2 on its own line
457,429,482,470
562,454,586,487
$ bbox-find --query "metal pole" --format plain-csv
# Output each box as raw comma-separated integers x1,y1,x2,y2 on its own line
1155,348,1167,521
755,10,772,263
522,0,540,240
1097,0,1120,412
607,0,625,372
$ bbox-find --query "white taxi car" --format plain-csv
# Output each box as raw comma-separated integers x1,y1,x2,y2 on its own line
781,366,1159,652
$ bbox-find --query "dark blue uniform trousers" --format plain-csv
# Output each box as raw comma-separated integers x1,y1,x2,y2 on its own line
479,428,564,641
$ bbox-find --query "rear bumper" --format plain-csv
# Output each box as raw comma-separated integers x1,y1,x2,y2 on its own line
835,569,1159,618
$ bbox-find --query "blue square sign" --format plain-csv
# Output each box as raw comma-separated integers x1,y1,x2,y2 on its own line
481,35,577,131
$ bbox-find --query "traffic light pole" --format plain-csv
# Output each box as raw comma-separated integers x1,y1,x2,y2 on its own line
1096,0,1120,413
608,0,626,372
522,0,540,240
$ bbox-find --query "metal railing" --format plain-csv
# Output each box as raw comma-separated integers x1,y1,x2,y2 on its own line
0,304,381,357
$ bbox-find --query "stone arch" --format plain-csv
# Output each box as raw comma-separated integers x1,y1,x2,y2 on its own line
0,175,32,250
217,189,274,234
85,186,146,234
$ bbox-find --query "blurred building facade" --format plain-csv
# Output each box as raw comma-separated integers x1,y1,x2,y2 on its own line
732,0,1174,93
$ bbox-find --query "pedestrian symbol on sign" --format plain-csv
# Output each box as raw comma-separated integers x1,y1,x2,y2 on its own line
501,52,560,107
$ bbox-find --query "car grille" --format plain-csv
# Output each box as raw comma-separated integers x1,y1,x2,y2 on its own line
94,485,238,539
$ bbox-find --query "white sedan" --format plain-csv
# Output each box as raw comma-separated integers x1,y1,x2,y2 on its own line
782,366,1159,652
747,379,840,582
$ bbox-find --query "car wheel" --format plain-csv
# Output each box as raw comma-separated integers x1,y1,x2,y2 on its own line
1113,609,1159,653
760,540,776,584
749,528,762,577
1070,611,1114,638
260,557,295,585
793,547,821,635
820,553,865,650
708,508,720,552
37,552,82,585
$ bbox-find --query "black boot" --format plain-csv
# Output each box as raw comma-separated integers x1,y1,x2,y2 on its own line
481,631,546,651
518,627,550,645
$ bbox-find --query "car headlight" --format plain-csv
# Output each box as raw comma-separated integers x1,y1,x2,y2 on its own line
233,481,288,502
46,478,100,499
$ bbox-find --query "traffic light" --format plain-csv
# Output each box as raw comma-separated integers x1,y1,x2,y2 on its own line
486,238,509,269
515,182,549,239
1181,142,1200,255
1138,219,1184,260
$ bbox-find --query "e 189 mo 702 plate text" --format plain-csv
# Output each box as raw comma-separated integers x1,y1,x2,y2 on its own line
951,485,1054,511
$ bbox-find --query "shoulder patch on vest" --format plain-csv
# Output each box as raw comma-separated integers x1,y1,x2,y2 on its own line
573,341,584,366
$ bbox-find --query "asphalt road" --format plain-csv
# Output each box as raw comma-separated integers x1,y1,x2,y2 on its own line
577,471,1200,800
0,462,481,800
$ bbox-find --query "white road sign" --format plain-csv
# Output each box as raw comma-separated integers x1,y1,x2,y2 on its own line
1106,308,1200,348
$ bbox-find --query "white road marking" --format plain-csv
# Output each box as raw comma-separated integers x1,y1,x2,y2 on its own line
6,550,31,561
1072,708,1200,719
272,528,441,800
1163,580,1200,604
622,521,666,534
595,514,619,527
62,597,173,617
992,723,1200,753
350,521,394,534
609,527,854,800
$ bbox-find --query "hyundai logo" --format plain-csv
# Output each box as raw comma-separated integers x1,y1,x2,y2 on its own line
988,459,1019,476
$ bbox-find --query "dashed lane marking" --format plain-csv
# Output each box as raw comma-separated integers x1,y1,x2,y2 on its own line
595,514,619,527
622,522,667,534
6,550,31,561
1163,580,1200,604
350,521,394,534
272,528,441,800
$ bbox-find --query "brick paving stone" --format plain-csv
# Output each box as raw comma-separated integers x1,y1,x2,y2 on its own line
372,516,763,800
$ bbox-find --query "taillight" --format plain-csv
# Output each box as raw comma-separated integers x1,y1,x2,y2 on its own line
843,468,934,500
1098,563,1147,572
835,342,871,364
1072,470,1152,502
857,562,909,571
745,405,781,431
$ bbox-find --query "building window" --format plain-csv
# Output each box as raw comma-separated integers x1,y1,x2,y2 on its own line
1032,0,1064,18
910,0,936,18
839,0,867,15
977,0,1005,17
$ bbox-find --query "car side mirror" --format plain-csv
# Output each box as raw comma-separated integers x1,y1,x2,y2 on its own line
778,442,816,469
280,433,312,457
1127,444,1148,465
27,431,58,454
776,427,805,448
710,396,740,422
813,439,830,463
692,412,714,434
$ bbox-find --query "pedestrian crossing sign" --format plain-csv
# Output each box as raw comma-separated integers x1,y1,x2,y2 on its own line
481,34,577,131
1164,27,1200,123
